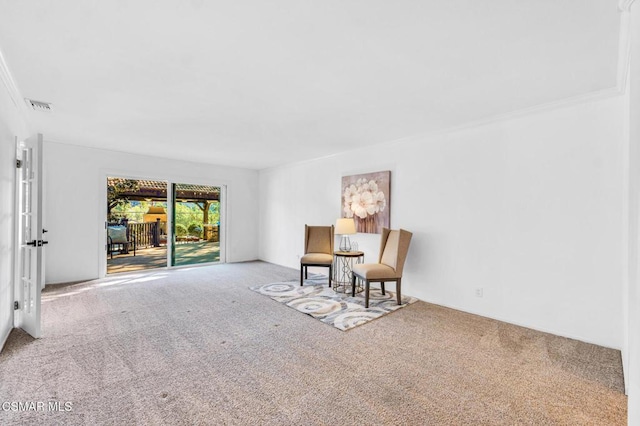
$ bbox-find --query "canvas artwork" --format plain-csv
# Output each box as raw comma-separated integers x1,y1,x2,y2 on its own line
341,171,390,234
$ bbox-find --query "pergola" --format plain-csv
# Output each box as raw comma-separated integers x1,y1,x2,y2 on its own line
107,177,220,223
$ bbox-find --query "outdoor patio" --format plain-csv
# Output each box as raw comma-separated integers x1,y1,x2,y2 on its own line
107,241,220,274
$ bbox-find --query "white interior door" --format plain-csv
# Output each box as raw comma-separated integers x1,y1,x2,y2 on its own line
14,134,45,338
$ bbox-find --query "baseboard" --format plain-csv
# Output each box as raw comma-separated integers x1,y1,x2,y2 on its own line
622,347,629,395
418,297,621,351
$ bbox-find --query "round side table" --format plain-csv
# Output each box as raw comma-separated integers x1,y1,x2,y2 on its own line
333,251,364,294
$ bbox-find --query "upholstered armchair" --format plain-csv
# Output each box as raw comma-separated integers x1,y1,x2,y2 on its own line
107,224,136,259
351,228,412,308
300,225,334,287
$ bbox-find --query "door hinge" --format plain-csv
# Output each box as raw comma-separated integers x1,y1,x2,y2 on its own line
16,159,22,168
14,301,19,310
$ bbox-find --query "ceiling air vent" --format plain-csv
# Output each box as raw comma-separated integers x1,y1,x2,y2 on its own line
25,98,52,112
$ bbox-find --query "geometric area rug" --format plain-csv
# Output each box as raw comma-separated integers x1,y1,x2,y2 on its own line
250,277,418,331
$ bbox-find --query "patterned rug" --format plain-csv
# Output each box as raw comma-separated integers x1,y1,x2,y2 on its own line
250,277,418,331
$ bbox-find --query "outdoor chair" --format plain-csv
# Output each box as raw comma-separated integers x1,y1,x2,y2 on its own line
107,224,136,259
351,228,412,308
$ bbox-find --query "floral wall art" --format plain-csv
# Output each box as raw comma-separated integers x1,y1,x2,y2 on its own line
341,171,390,234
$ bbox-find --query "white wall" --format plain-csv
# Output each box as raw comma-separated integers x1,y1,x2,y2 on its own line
0,79,28,351
626,3,640,424
44,142,259,284
260,95,626,349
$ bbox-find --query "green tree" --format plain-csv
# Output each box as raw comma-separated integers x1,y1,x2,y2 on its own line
107,179,140,220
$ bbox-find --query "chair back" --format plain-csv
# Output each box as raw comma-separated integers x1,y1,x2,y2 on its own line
378,228,413,274
108,225,129,244
108,219,131,241
305,225,334,255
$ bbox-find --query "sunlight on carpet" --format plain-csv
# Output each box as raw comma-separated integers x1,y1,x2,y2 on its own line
250,277,417,331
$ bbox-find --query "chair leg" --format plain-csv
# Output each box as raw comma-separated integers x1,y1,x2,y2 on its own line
396,278,402,305
351,273,356,297
300,266,304,286
305,267,308,279
328,265,332,287
365,280,370,308
381,282,386,295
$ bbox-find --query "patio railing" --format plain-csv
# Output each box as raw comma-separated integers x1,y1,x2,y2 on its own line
130,219,165,248
110,219,165,249
109,219,219,249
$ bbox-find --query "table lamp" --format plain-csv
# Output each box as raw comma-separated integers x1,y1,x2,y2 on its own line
335,218,356,251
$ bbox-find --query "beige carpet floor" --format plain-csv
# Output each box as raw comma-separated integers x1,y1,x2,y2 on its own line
0,261,627,425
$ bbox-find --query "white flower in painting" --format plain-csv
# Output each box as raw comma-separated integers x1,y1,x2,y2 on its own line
343,185,357,203
351,191,376,219
342,177,387,219
343,202,354,218
374,191,386,213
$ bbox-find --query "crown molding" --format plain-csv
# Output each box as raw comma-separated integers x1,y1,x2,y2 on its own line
392,87,623,146
619,0,635,12
0,49,23,109
265,85,624,173
0,48,31,136
617,0,635,92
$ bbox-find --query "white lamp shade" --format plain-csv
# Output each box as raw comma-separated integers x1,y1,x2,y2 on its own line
335,218,356,235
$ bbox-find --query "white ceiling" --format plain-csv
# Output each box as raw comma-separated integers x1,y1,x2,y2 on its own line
0,1,621,169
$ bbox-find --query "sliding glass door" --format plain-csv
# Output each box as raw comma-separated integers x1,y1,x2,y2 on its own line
104,177,223,275
106,177,168,274
170,183,222,267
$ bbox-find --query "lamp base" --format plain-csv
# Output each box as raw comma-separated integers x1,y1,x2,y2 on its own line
339,235,351,252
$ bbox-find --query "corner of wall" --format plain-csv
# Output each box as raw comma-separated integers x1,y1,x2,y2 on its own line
626,1,640,423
